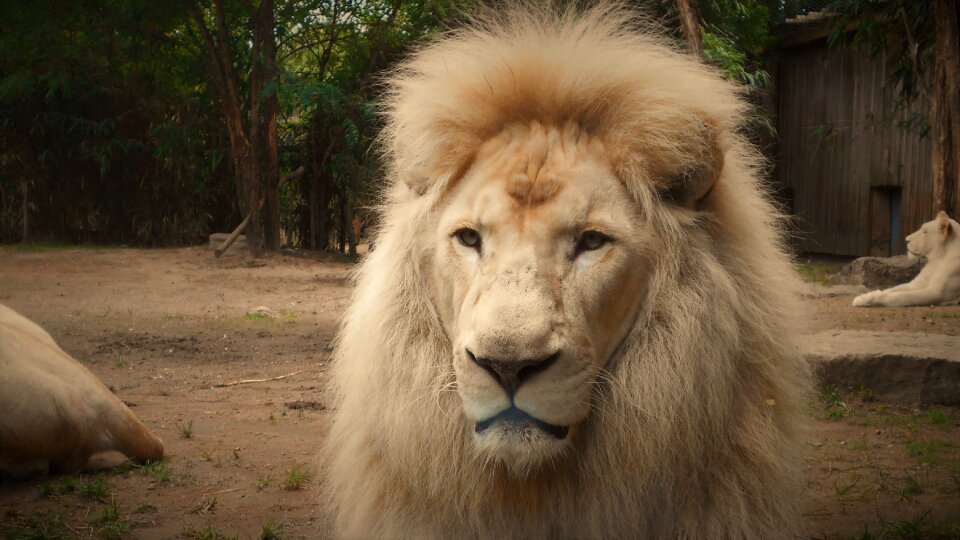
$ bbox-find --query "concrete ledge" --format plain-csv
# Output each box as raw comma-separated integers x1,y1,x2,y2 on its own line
802,331,960,405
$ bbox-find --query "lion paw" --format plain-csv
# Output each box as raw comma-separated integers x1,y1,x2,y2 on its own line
852,291,882,307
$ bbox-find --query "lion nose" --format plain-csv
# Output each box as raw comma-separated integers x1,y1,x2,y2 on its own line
466,349,559,396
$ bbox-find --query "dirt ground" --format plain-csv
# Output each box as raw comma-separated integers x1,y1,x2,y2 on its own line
0,247,958,539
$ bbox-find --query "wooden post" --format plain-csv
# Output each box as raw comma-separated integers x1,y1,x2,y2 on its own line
214,212,251,258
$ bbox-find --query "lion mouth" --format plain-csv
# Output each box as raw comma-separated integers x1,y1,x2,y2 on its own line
474,407,569,439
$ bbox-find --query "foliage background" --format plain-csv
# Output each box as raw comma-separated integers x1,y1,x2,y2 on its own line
0,0,792,248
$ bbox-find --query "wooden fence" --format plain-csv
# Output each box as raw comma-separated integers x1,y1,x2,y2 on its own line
775,30,933,257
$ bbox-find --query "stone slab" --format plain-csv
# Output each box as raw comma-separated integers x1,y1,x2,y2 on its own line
802,330,960,405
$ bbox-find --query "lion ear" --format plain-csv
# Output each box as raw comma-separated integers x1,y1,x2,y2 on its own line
403,170,431,196
659,124,724,210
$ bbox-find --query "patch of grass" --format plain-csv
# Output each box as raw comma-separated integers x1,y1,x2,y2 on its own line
854,512,960,540
140,459,172,483
1,511,70,540
40,476,109,502
183,525,238,540
796,262,840,285
284,465,311,490
177,419,195,439
114,354,126,368
874,469,891,494
948,471,960,496
849,438,873,451
91,503,129,539
134,503,157,514
926,409,951,427
257,473,273,491
279,309,300,321
242,312,273,322
899,475,924,502
922,310,960,319
112,460,136,473
77,476,110,502
260,521,284,540
192,497,218,515
818,386,850,420
853,413,921,429
38,482,57,498
908,440,952,466
834,473,864,501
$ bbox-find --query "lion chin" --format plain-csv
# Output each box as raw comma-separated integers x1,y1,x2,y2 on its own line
323,3,810,539
473,407,571,474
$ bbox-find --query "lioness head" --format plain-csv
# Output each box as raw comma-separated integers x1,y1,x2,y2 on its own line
905,210,957,260
429,121,717,472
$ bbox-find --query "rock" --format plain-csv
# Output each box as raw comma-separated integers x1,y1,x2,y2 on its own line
252,306,278,319
836,255,924,289
209,233,247,254
802,330,960,405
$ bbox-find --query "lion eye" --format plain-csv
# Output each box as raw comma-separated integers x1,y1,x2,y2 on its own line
575,231,610,255
455,228,482,250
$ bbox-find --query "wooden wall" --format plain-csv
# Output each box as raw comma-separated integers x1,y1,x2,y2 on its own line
775,38,933,257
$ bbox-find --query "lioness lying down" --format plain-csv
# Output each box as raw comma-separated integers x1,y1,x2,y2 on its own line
0,304,164,477
853,211,960,307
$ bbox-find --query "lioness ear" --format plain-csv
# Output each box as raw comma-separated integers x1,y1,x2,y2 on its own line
938,211,954,240
660,124,724,210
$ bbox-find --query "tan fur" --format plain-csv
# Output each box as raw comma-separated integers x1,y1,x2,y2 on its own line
324,3,810,538
0,305,164,477
853,211,960,307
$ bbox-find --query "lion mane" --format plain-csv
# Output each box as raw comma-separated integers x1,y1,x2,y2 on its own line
323,4,810,538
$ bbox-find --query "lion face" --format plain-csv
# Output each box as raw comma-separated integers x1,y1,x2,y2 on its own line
905,211,957,260
429,123,654,472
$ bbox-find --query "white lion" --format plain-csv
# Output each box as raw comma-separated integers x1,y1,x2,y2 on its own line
323,4,810,538
0,304,164,477
853,211,960,307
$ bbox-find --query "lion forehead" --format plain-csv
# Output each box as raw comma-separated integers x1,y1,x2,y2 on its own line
451,123,617,217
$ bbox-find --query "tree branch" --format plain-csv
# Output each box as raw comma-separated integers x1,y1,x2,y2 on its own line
898,5,931,100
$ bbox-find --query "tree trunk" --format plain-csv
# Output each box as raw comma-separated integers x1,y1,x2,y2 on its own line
343,196,357,256
308,168,318,250
932,0,960,218
317,170,333,250
20,179,29,243
258,0,282,251
676,0,703,58
337,190,347,253
187,0,265,256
